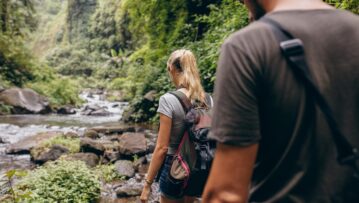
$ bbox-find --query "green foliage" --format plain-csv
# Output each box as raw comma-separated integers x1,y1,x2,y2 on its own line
95,164,125,183
191,0,248,91
0,170,30,203
326,0,359,14
16,160,101,202
119,0,248,122
0,102,13,115
27,77,83,106
0,35,36,86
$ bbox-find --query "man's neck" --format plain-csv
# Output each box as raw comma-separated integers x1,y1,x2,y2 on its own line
264,0,333,13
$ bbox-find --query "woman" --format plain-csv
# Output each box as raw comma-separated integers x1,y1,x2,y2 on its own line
140,49,209,203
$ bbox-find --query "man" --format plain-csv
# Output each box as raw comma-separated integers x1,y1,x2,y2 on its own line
203,0,359,202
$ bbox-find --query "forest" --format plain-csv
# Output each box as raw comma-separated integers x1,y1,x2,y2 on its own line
0,0,358,202
0,0,357,121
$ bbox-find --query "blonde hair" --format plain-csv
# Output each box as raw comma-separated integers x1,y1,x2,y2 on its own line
167,49,206,104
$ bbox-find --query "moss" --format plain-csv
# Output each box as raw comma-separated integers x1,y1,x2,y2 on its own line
30,135,80,159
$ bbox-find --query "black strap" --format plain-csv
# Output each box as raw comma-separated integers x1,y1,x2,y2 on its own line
169,91,192,113
260,17,359,177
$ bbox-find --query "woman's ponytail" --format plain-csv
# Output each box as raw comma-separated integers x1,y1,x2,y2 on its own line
168,49,206,104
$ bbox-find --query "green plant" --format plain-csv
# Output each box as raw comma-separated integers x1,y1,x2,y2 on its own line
27,77,83,107
16,160,100,202
95,164,125,183
0,170,30,203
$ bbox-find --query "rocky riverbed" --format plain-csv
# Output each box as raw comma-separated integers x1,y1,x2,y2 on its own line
0,89,160,202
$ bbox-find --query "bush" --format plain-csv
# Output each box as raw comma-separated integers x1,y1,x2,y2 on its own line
95,164,125,183
27,78,83,107
16,160,101,202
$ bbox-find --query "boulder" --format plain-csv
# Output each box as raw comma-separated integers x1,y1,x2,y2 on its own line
31,144,69,164
114,160,135,178
103,149,121,163
64,131,78,139
5,132,62,154
57,106,76,114
62,153,99,168
119,133,147,156
90,108,111,116
115,185,142,197
0,88,51,114
133,156,147,172
81,104,111,116
80,138,114,156
90,126,135,135
146,138,156,153
84,129,99,139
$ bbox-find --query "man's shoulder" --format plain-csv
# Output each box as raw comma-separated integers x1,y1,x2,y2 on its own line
223,21,272,48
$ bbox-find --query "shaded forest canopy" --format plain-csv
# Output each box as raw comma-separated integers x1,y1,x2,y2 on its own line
0,0,358,121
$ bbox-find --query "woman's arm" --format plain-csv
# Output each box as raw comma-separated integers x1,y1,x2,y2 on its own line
146,114,172,182
140,114,172,202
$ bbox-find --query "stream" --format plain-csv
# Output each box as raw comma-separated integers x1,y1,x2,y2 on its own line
0,89,128,174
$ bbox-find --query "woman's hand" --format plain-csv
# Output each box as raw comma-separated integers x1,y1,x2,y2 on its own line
140,183,151,203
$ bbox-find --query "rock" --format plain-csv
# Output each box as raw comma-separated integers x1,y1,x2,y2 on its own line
104,149,121,163
138,163,149,175
133,156,147,172
146,138,156,153
62,153,99,168
114,160,135,178
0,155,35,175
143,90,157,102
84,129,99,139
5,132,62,154
0,137,4,144
80,138,114,156
90,126,135,135
119,133,147,156
64,131,78,138
0,88,51,114
81,104,111,116
31,144,69,164
90,108,111,116
57,106,76,114
116,185,142,197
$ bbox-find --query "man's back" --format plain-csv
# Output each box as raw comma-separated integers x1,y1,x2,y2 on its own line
208,9,359,202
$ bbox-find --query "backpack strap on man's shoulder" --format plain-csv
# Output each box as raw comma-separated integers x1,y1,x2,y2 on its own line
169,91,192,113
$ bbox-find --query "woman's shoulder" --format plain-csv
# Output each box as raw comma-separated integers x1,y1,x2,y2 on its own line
159,92,177,101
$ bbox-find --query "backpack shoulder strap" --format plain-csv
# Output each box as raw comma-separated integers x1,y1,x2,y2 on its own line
205,93,213,108
260,16,359,177
169,91,192,113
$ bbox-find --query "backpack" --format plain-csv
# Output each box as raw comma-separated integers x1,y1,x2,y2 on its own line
168,90,215,188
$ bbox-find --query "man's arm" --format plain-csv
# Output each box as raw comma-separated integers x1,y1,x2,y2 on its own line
202,143,258,203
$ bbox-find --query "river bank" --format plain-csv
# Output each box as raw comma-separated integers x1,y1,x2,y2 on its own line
0,89,160,202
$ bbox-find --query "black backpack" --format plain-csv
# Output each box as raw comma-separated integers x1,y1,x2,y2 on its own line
170,91,216,171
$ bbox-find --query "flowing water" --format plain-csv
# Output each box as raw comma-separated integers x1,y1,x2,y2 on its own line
0,90,128,174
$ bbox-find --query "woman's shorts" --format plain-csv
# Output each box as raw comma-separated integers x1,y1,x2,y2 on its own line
158,155,209,200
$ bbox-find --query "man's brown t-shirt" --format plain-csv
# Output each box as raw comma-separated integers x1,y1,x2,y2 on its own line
209,9,359,202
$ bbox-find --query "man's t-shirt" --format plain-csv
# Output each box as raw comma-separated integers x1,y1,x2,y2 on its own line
209,9,359,202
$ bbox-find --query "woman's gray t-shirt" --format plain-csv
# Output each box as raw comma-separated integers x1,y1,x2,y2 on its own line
157,93,186,155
